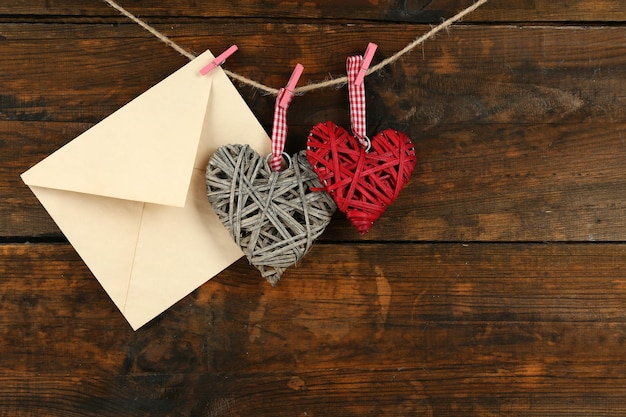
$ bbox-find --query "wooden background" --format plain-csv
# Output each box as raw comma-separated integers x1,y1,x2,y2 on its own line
3,0,626,415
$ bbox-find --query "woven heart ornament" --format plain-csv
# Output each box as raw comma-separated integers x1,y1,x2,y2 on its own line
307,122,415,234
306,47,417,234
206,144,336,285
206,67,335,285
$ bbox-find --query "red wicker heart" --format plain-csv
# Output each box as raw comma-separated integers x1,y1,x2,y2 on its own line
306,121,417,234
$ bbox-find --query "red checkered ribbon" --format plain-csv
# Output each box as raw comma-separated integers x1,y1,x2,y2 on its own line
270,87,293,171
347,55,370,149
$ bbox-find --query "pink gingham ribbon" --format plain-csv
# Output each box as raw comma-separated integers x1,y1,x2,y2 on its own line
270,87,293,171
347,55,370,149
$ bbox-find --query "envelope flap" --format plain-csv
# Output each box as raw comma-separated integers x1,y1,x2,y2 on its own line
194,63,272,169
21,50,219,207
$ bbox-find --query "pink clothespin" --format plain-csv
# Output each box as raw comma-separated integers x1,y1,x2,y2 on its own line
278,63,304,108
200,45,238,75
354,42,378,85
270,64,304,171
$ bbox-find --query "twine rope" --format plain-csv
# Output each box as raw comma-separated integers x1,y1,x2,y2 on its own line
102,0,488,95
270,88,293,171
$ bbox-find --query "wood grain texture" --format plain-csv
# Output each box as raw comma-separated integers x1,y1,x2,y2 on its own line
1,0,625,22
3,1,626,416
8,121,626,242
0,23,622,125
3,243,626,416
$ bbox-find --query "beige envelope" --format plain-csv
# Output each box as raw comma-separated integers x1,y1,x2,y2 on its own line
21,50,270,330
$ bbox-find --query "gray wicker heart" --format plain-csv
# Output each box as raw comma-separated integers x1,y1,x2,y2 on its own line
206,144,336,286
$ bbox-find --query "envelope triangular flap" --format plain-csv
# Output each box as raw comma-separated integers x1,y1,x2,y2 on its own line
21,50,219,208
194,65,272,169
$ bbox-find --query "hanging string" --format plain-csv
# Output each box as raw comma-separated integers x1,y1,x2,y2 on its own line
346,55,370,149
102,0,488,96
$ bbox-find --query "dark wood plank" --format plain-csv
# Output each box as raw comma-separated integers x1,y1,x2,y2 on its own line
1,0,624,23
2,373,626,416
8,121,626,242
3,243,626,416
1,23,624,126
